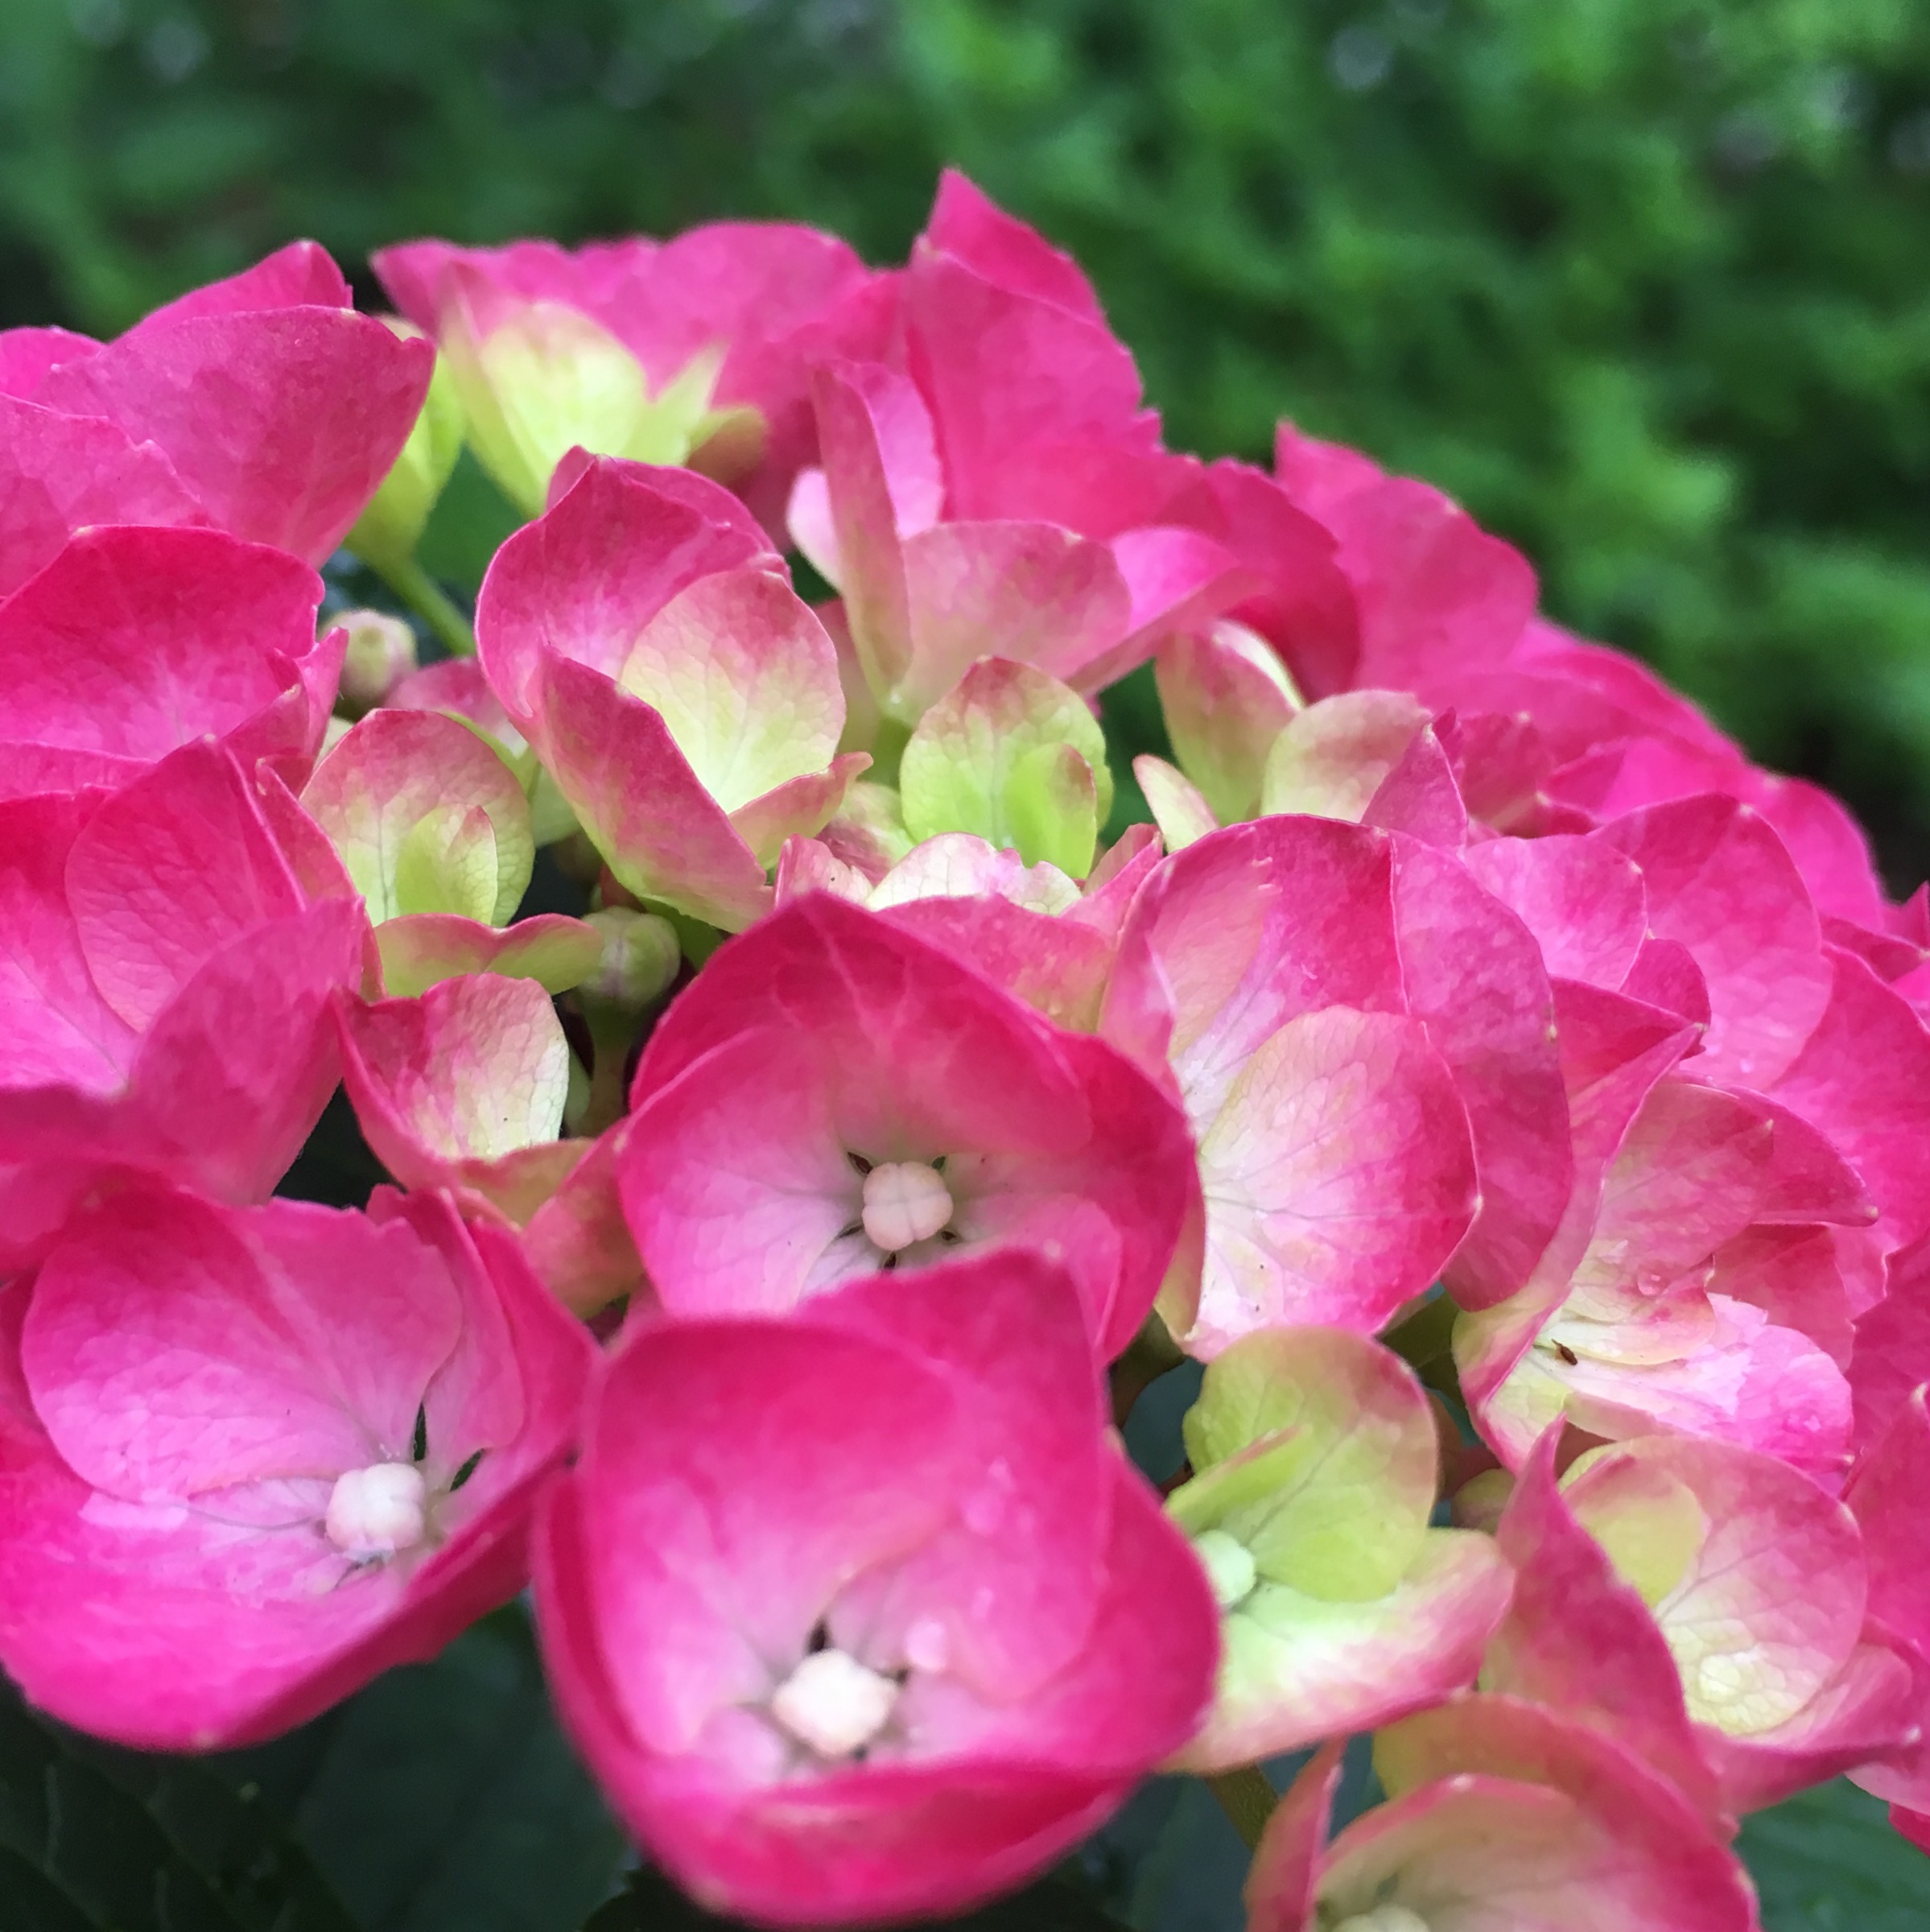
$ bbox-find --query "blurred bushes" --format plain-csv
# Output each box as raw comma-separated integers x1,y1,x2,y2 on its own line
2,0,1928,875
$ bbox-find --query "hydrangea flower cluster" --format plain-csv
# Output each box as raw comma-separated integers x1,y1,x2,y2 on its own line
3,171,1928,1929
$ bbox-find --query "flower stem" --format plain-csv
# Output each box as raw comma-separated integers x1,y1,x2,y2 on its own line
579,1005,635,1139
373,554,476,658
1206,1766,1278,1852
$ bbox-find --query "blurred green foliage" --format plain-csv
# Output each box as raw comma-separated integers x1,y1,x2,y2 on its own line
2,0,1928,870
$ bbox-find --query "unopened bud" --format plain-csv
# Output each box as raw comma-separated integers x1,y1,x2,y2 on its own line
580,907,681,1013
335,609,419,714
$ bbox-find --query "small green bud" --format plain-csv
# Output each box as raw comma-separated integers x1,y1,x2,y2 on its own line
1190,1528,1257,1611
335,609,419,716
347,320,464,570
579,907,681,1013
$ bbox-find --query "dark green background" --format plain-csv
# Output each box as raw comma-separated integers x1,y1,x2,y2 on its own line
5,0,1930,881
2,1,1929,1924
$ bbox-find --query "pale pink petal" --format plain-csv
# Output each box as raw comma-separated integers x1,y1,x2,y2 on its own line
1189,1006,1476,1350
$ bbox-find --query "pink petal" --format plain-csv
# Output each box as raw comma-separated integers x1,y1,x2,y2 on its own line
36,312,433,566
1770,946,1930,1254
0,397,207,601
1392,836,1570,1311
476,455,775,724
1600,795,1832,1088
1246,1743,1344,1932
1189,1006,1476,1350
1486,1434,1724,1819
0,525,327,774
898,519,1133,713
65,741,309,1031
1464,832,1648,989
530,656,773,929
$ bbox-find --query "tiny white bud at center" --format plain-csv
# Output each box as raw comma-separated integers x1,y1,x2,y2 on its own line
1331,1909,1430,1932
1191,1528,1258,1610
860,1161,954,1253
769,1648,899,1760
324,1461,428,1560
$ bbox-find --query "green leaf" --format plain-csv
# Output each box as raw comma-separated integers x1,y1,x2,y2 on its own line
225,1608,626,1932
0,1671,356,1932
583,1867,1138,1932
1741,1778,1930,1931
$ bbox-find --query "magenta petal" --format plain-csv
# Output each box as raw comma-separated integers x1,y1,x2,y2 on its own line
37,311,433,565
65,741,310,1030
0,325,100,395
0,526,328,777
0,397,208,601
1392,836,1570,1311
1464,832,1648,989
1770,946,1930,1256
813,1251,1112,1699
23,1189,460,1501
620,1025,876,1315
1600,794,1832,1089
0,1191,590,1749
126,240,353,331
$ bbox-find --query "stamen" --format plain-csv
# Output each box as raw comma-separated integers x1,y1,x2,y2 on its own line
769,1648,899,1761
860,1161,955,1253
324,1461,429,1561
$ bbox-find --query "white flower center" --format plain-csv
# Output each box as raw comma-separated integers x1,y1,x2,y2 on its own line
769,1648,899,1760
1192,1528,1258,1610
324,1461,429,1559
1333,1909,1429,1932
860,1161,954,1253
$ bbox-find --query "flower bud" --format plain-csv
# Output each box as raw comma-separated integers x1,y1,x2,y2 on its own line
346,320,464,570
335,608,419,715
580,906,681,1013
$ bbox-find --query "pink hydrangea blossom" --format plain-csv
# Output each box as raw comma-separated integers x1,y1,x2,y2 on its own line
774,824,1162,1031
1484,1431,1917,1815
476,456,866,930
1101,814,1565,1351
0,241,432,573
533,1247,1218,1926
617,894,1194,1360
0,1184,592,1748
374,222,888,528
0,741,366,1273
1248,1696,1760,1932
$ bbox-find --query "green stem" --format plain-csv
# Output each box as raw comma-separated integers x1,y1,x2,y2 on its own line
579,1005,636,1139
1206,1766,1278,1852
373,554,476,658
